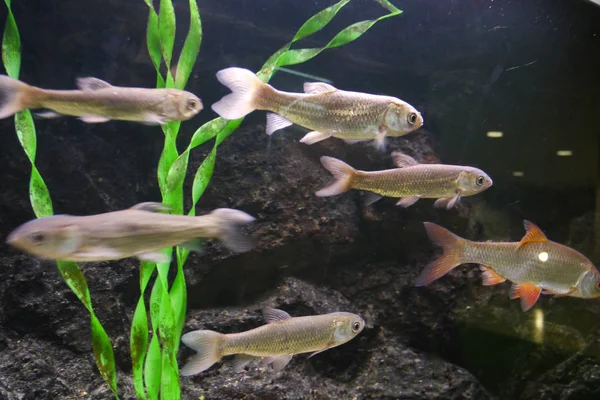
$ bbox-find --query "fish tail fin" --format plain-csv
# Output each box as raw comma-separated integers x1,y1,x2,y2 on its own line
315,156,357,197
0,75,37,119
212,68,269,119
415,222,466,286
209,208,256,253
180,330,225,376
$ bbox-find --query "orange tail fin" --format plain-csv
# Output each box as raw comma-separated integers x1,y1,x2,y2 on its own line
415,222,465,286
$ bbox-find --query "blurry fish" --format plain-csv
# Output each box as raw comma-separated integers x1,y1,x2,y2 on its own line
415,221,600,311
211,67,423,149
180,307,365,376
316,152,493,209
0,75,202,124
6,202,254,263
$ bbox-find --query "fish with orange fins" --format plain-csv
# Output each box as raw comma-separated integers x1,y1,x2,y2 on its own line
415,221,600,311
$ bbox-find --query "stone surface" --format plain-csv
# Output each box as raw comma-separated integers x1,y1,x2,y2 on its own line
1,0,599,399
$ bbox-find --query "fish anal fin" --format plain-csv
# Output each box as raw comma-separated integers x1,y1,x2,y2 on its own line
300,130,332,145
232,354,256,372
517,220,548,249
262,355,293,372
262,307,292,323
266,113,293,135
303,82,337,94
397,196,420,208
364,192,383,207
130,202,171,213
391,152,419,168
510,282,542,312
479,266,506,286
76,77,113,91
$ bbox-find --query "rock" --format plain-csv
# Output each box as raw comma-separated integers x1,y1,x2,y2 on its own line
179,278,490,400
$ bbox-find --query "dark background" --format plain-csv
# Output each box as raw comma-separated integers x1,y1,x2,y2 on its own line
0,0,599,399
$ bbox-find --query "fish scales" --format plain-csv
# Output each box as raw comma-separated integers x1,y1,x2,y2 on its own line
416,221,600,311
461,241,590,293
211,68,422,147
260,89,391,139
353,166,467,198
223,315,337,356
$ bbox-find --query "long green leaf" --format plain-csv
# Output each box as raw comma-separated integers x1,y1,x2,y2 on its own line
2,2,119,398
175,0,202,90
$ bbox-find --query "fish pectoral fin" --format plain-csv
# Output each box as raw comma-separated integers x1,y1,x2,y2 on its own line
479,266,506,286
299,131,332,145
266,113,293,135
391,152,419,168
263,355,293,372
130,202,171,213
510,282,542,312
308,349,327,358
262,307,292,323
137,251,172,263
364,192,383,207
179,239,205,253
232,354,256,373
36,111,62,119
140,113,166,125
373,126,387,151
542,287,576,298
396,196,420,208
79,115,111,123
76,77,113,91
303,82,337,94
517,220,549,249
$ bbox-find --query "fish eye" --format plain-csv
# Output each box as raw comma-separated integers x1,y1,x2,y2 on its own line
407,112,418,125
596,281,600,290
187,99,198,110
30,232,46,245
352,321,361,332
476,176,485,186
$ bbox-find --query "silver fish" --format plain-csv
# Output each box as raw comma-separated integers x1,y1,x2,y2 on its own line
0,75,202,124
181,307,365,375
6,202,255,263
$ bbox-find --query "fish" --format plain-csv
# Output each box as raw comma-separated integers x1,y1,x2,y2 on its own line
415,221,600,311
6,202,255,263
211,67,423,150
0,75,203,124
315,152,493,209
180,307,365,376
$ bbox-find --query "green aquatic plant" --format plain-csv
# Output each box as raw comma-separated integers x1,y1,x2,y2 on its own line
2,0,401,398
1,0,119,396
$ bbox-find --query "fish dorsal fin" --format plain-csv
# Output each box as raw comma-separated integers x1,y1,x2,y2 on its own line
262,307,292,323
303,82,337,95
77,77,113,91
391,152,419,168
518,220,548,249
130,202,171,213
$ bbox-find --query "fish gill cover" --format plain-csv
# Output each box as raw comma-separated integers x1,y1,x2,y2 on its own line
2,0,401,398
